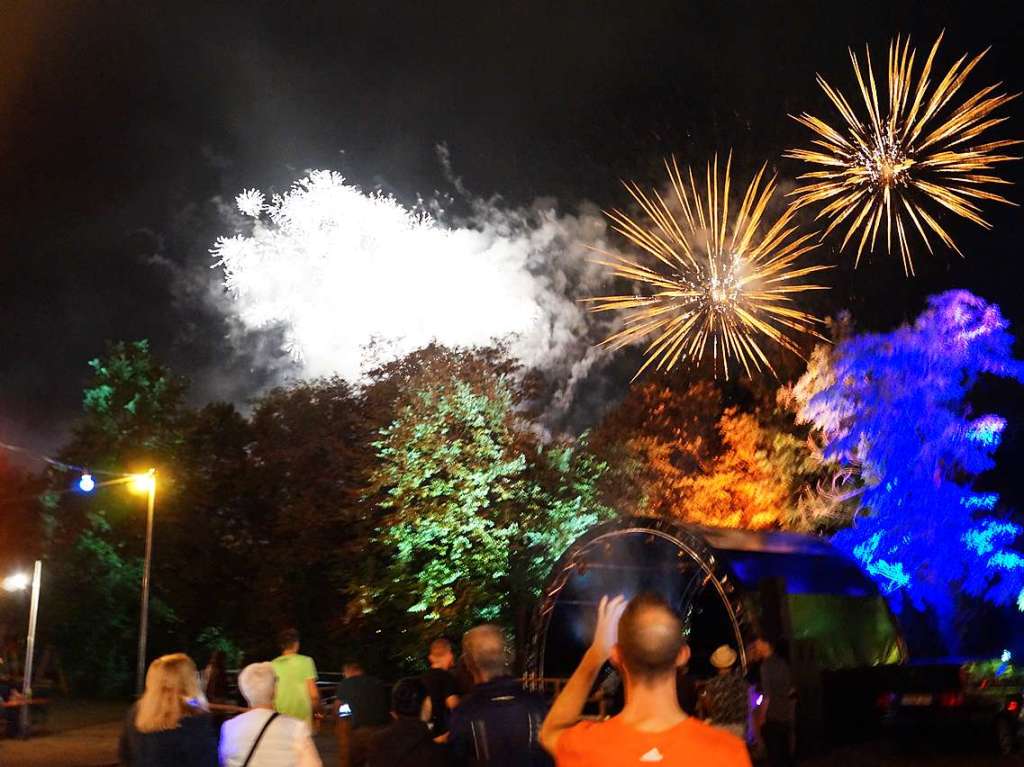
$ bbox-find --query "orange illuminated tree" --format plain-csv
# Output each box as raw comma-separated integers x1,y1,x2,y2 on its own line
591,381,822,530
678,408,814,530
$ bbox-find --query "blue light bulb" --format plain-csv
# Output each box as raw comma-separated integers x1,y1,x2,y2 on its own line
78,473,95,493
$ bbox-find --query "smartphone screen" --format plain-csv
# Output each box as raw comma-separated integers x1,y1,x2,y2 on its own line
337,702,353,718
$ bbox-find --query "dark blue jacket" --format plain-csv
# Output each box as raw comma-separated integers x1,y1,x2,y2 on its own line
448,676,552,767
335,673,391,729
118,706,218,767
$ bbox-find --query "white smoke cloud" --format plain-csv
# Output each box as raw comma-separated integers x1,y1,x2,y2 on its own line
210,169,622,420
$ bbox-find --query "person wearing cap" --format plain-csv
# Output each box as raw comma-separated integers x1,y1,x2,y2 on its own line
700,645,750,742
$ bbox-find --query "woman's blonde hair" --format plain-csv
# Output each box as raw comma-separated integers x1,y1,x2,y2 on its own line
134,653,205,733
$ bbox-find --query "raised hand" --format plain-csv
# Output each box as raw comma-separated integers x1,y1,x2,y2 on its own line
588,594,628,663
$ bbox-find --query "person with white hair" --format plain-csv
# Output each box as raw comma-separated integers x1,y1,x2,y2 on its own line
219,662,322,767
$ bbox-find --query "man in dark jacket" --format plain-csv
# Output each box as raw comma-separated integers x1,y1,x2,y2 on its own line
367,677,446,767
421,637,460,737
750,637,796,767
335,660,390,767
448,625,552,767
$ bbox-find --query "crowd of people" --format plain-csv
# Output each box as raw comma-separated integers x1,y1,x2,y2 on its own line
117,594,795,767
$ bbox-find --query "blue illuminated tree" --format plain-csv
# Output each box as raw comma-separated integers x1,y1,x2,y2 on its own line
793,291,1024,633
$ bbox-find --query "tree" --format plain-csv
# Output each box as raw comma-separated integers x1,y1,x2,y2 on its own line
43,340,187,694
361,343,520,431
590,380,821,529
589,381,721,514
69,340,188,466
244,378,374,663
361,355,612,665
158,402,265,661
680,407,821,530
790,291,1024,639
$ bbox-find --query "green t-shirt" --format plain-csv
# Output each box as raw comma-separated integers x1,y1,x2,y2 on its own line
271,653,318,721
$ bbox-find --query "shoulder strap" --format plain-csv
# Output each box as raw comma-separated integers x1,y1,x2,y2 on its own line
241,711,280,767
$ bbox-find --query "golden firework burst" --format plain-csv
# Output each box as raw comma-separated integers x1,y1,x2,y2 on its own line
786,32,1021,274
587,154,830,380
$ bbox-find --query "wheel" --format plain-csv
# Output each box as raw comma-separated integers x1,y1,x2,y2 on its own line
995,716,1017,757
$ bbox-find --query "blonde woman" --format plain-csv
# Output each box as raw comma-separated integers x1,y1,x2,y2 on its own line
118,653,218,766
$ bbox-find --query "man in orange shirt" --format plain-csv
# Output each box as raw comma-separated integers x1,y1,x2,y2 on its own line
540,593,751,767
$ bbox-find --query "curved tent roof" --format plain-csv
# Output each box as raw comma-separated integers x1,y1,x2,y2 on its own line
528,516,906,682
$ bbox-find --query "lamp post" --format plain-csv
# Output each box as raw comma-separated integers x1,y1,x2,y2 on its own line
3,560,41,737
131,470,157,697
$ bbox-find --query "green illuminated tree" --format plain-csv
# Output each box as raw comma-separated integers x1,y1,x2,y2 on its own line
44,340,188,694
361,356,612,664
71,339,188,465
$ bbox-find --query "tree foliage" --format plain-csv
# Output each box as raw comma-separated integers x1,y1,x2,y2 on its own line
244,379,374,658
681,407,820,530
790,291,1024,633
72,340,188,463
590,380,821,529
361,359,612,664
16,341,619,687
43,341,187,693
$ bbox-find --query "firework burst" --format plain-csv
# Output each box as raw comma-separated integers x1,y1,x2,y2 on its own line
787,32,1021,274
587,154,830,380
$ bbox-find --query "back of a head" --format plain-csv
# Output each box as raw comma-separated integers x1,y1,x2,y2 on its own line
428,637,455,669
749,636,773,661
238,662,277,708
135,653,202,733
462,625,509,683
278,627,300,652
616,593,685,684
392,676,428,718
342,659,365,678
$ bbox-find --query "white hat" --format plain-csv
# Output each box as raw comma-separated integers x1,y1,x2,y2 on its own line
710,645,737,669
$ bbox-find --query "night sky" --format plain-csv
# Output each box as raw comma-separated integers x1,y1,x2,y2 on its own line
2,1,1023,489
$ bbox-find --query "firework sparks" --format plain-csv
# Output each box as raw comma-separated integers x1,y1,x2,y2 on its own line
587,154,830,380
787,32,1021,274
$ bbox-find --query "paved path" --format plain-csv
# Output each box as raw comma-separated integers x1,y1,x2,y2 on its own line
0,721,339,767
1,721,1018,766
0,720,120,766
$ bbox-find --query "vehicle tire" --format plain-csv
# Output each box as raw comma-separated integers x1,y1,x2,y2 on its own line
995,716,1016,757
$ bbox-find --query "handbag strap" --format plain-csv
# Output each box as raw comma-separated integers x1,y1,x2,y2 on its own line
241,711,280,767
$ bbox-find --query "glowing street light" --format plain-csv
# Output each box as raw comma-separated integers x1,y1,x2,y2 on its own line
2,572,30,592
129,471,156,495
131,469,157,697
3,561,42,737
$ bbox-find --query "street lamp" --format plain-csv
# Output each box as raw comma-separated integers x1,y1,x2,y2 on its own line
2,572,30,592
4,561,41,737
129,469,157,696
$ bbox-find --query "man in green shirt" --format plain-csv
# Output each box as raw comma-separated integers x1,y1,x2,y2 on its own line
271,628,320,723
